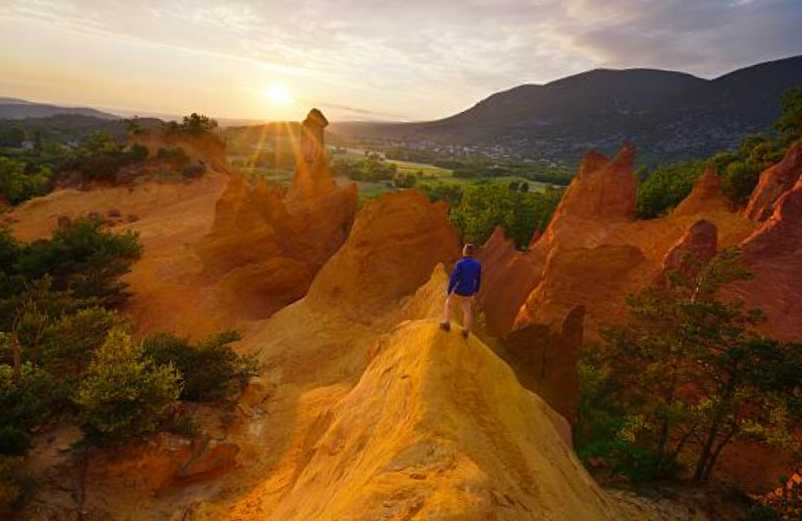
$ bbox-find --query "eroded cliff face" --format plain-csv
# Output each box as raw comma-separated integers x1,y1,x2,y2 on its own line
744,142,802,222
509,146,754,336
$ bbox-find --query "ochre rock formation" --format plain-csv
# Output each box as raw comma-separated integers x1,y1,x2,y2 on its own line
475,227,545,336
307,190,459,320
731,174,802,340
673,165,727,217
85,434,239,495
259,320,621,521
661,219,718,275
497,305,586,422
131,129,227,170
192,108,358,326
196,166,357,323
744,141,802,222
512,145,754,337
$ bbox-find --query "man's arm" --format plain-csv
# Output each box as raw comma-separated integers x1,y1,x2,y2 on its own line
447,262,461,295
475,263,481,293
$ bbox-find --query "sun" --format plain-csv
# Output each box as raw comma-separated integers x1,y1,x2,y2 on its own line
265,83,294,105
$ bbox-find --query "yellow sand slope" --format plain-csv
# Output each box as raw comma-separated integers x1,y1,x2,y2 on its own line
262,320,621,521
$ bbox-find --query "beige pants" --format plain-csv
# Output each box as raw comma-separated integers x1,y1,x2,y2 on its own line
443,294,474,332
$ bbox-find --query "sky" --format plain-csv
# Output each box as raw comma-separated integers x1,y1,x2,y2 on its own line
1,0,801,122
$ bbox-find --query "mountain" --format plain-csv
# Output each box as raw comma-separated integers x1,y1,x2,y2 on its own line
0,98,119,120
330,55,802,164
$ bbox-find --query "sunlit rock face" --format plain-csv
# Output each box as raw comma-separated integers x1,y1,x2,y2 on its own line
307,189,460,320
475,227,545,337
196,109,358,323
744,142,802,222
731,172,802,341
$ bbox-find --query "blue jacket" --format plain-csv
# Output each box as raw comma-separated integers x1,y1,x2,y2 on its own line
447,256,482,296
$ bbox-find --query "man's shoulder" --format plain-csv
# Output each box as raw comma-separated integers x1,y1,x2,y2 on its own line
459,257,481,268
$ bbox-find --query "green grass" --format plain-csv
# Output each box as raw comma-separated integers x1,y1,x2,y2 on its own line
387,159,452,177
230,153,554,201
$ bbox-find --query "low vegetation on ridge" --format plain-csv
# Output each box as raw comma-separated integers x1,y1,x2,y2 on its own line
0,219,254,511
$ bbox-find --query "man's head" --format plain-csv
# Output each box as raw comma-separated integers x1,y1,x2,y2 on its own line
463,243,475,257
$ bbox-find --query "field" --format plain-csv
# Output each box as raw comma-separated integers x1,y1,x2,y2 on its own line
229,148,557,205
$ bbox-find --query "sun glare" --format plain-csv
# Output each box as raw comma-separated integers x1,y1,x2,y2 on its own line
265,83,294,105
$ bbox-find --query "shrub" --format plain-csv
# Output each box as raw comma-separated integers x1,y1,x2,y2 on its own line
15,217,142,306
0,157,52,205
143,330,257,402
40,307,128,377
157,146,191,169
0,363,64,455
75,328,181,443
127,143,149,162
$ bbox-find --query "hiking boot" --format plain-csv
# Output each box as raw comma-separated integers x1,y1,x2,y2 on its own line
461,329,469,339
439,321,451,332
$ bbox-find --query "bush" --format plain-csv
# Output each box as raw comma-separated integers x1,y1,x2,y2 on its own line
40,307,128,377
143,330,256,402
127,143,149,162
0,363,64,455
75,328,181,443
157,146,191,169
15,217,142,306
0,156,52,205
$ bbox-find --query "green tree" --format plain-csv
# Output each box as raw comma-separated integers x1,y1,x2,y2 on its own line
179,113,218,136
15,217,142,307
0,157,52,204
580,251,802,481
0,362,64,455
40,307,128,377
776,87,802,145
75,328,181,443
636,161,706,218
143,330,257,402
450,183,562,248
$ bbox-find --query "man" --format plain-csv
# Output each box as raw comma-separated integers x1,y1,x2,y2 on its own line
440,243,482,339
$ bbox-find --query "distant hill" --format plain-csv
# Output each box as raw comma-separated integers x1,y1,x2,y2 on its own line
0,98,119,120
331,55,802,164
0,114,162,143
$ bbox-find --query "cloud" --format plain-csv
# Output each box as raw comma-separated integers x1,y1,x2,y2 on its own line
2,0,801,120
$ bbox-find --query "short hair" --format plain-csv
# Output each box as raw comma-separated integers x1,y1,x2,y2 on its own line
463,243,476,256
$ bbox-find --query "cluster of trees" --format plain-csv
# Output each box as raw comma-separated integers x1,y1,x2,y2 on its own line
637,87,802,218
577,251,802,486
60,131,149,181
162,113,219,136
451,160,573,186
416,181,464,208
0,157,53,205
0,219,254,512
0,123,209,205
450,183,563,248
332,156,398,182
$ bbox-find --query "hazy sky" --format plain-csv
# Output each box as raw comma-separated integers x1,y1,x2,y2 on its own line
1,0,801,122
